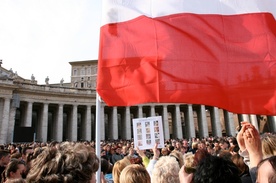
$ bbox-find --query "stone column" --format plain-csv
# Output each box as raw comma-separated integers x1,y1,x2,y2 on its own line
186,104,195,138
150,105,155,116
138,105,143,118
111,107,118,139
70,104,78,141
250,114,259,132
211,107,222,137
84,105,92,141
241,114,250,122
174,105,183,139
24,101,33,127
224,110,236,136
100,105,105,140
7,106,16,143
162,105,170,140
0,98,11,144
55,104,63,142
268,116,276,132
198,105,208,138
125,106,131,139
40,103,49,142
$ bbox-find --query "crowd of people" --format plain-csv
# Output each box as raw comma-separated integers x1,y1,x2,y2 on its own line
0,121,275,183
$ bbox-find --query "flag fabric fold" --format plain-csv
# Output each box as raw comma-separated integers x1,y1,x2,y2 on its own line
97,0,276,115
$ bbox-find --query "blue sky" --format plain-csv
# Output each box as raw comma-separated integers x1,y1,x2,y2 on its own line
0,0,101,84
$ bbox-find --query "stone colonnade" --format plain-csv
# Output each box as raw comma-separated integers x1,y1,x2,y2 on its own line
1,96,276,144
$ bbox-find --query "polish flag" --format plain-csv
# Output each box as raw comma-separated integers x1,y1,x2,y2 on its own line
97,0,276,115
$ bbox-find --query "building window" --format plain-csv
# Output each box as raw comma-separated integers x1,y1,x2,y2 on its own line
73,69,77,76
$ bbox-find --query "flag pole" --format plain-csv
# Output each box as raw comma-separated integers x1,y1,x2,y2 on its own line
95,92,101,183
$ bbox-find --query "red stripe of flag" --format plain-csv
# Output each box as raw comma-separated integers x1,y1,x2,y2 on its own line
97,12,276,115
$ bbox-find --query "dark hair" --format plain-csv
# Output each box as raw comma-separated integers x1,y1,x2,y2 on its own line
129,157,143,166
168,145,174,151
4,159,25,179
22,147,33,155
193,155,241,183
0,150,10,159
231,154,249,176
101,158,110,174
193,149,210,167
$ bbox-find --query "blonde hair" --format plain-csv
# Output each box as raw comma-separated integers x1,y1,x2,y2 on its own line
26,142,99,183
192,142,198,149
261,133,276,158
169,150,184,168
112,157,131,183
120,164,150,183
151,156,180,183
184,153,196,174
184,153,195,168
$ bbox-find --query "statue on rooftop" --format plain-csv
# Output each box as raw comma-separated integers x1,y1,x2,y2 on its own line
60,78,64,86
45,76,49,85
31,74,35,82
12,71,18,79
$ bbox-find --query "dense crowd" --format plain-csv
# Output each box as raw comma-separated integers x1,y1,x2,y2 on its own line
0,121,275,183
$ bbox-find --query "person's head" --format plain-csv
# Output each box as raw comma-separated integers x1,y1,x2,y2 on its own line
26,142,99,183
213,139,220,149
10,153,22,160
169,150,184,168
182,139,189,148
261,134,276,159
101,149,106,157
228,137,238,147
184,153,196,173
132,155,144,165
256,156,276,183
8,144,17,153
206,144,215,155
175,142,182,150
5,159,26,180
115,147,122,154
192,142,198,150
119,164,150,183
219,139,229,150
231,154,249,177
218,150,232,160
121,146,128,154
105,144,111,152
193,149,210,167
22,146,34,161
193,155,241,183
112,157,131,183
151,156,180,183
0,150,11,166
128,147,135,155
198,140,206,150
161,147,169,156
101,158,110,175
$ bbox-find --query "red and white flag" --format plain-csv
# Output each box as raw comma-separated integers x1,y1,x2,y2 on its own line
97,0,276,115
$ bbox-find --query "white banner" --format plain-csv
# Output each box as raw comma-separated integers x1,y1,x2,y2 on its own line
133,116,165,150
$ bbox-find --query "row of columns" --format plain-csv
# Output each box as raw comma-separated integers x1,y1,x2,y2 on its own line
1,97,276,144
103,104,239,140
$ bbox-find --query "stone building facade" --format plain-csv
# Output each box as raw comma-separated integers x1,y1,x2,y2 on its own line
0,60,275,144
